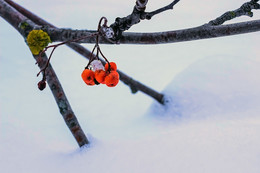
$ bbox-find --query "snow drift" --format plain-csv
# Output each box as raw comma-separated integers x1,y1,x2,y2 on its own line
151,55,260,120
2,55,260,173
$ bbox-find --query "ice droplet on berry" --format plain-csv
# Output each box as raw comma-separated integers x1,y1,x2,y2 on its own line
89,60,104,71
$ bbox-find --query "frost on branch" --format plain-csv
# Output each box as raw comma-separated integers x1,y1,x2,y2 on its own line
100,27,114,39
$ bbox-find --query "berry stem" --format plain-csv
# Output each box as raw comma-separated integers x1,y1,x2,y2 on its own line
37,32,98,78
97,46,110,69
85,44,98,69
85,17,111,70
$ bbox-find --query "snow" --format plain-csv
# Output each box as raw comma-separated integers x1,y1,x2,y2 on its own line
151,56,260,120
1,0,260,172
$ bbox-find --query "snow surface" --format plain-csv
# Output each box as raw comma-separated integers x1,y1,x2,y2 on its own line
1,0,260,173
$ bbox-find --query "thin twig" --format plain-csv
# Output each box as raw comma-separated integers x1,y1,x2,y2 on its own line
208,0,260,25
85,17,111,69
144,0,180,19
36,32,98,79
109,0,181,40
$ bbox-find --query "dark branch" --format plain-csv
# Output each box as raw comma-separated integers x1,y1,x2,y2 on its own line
36,53,90,147
18,0,259,45
109,0,180,40
208,0,260,25
3,0,165,104
2,0,260,106
144,0,180,19
120,20,260,44
42,19,260,45
41,0,260,45
0,0,89,147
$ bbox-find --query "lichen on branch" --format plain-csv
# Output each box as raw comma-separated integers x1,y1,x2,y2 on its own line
26,29,51,55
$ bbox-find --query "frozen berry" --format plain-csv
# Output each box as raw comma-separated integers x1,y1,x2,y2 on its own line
105,71,119,87
95,70,107,84
105,62,117,71
81,69,95,86
38,80,46,90
90,60,105,71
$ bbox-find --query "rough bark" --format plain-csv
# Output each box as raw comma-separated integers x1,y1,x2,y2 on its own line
109,0,180,40
36,53,90,147
0,0,89,147
4,0,165,104
120,20,260,44
209,0,260,25
38,0,260,44
40,20,260,44
1,0,260,147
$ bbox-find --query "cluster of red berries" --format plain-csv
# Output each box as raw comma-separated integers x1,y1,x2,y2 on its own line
81,62,119,87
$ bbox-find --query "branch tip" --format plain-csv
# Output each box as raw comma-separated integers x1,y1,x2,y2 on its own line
209,0,260,25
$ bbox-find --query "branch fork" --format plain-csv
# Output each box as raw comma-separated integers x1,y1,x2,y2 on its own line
110,0,180,40
1,0,260,148
35,17,114,90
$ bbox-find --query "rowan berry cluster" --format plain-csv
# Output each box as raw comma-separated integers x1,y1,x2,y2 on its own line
34,16,118,91
81,61,119,87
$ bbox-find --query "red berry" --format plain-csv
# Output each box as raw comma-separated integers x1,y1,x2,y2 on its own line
104,71,119,87
105,62,117,71
94,70,107,84
81,69,95,86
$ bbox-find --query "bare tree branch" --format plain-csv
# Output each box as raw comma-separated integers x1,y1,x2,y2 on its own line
1,0,260,148
35,53,90,147
0,0,89,147
2,0,260,103
144,0,180,19
41,0,259,44
120,20,260,44
110,0,180,40
208,0,260,25
6,0,258,46
4,0,165,104
41,19,260,44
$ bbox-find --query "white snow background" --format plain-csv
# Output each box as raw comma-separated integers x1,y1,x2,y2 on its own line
1,0,260,172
